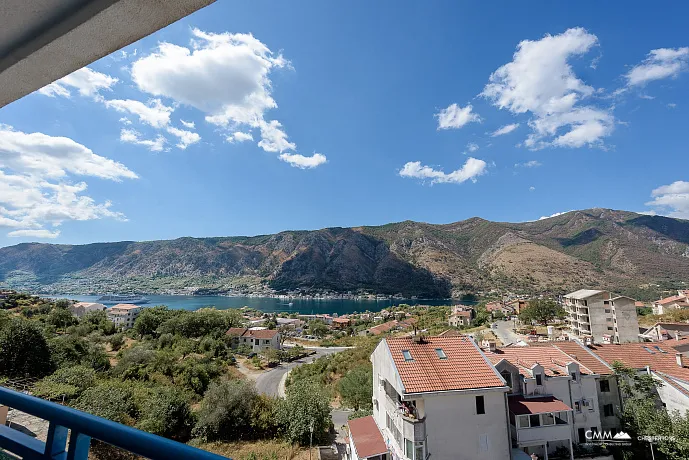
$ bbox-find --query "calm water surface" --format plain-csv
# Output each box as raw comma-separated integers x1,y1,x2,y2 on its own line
53,295,469,315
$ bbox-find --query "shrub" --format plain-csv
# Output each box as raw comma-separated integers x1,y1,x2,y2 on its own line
75,381,137,425
0,320,52,378
136,386,194,441
193,380,258,442
276,379,331,445
33,365,96,401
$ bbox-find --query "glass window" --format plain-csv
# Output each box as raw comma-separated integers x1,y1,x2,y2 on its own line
501,371,512,388
435,348,447,359
529,414,541,427
475,395,485,414
599,380,610,392
402,350,413,361
542,413,555,426
535,374,542,386
604,404,614,417
415,442,425,460
518,415,530,428
555,412,568,425
406,439,413,459
574,401,581,412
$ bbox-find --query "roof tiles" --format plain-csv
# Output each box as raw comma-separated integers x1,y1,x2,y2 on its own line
508,396,572,415
347,416,388,459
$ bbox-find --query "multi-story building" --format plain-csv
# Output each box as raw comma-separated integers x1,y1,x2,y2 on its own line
107,303,143,330
69,301,107,318
563,290,639,344
226,327,281,352
448,310,473,327
365,335,512,460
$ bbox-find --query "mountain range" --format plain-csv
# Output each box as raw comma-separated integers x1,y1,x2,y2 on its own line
1,209,687,300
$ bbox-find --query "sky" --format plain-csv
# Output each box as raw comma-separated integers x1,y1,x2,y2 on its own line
1,0,688,247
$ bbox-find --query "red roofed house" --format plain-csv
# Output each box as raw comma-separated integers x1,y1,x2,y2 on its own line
226,327,281,353
652,293,689,315
370,335,511,460
346,415,389,460
448,309,474,327
332,317,352,330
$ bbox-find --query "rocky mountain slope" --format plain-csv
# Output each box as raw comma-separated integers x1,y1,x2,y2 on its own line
1,209,687,299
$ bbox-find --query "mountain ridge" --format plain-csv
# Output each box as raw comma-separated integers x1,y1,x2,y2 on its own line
1,208,687,300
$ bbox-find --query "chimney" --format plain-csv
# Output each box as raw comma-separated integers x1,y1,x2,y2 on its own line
677,353,684,368
676,331,680,341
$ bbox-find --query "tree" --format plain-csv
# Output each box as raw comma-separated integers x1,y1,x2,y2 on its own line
193,380,258,441
48,307,77,330
277,379,332,445
518,299,565,325
136,386,194,441
110,333,125,351
33,365,96,401
338,366,372,411
0,320,52,378
76,381,137,425
133,306,174,337
308,319,329,338
473,306,491,327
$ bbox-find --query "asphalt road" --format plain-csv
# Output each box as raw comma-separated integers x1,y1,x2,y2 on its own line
493,319,522,346
254,346,350,397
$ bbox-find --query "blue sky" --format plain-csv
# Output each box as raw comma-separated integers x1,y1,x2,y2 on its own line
1,0,688,247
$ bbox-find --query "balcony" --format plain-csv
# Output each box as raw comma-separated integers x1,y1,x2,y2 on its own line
401,413,426,442
0,386,229,460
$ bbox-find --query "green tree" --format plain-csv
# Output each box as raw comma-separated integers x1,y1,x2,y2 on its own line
0,320,52,378
518,299,565,325
33,365,96,401
136,386,194,441
110,333,125,351
308,319,329,338
473,306,491,327
48,307,77,330
76,381,137,425
133,306,175,337
338,366,372,411
193,380,258,441
277,379,331,445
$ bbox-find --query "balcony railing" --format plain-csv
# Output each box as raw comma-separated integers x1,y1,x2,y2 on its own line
0,386,229,460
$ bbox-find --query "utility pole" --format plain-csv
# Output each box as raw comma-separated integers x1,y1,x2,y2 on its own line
309,420,314,460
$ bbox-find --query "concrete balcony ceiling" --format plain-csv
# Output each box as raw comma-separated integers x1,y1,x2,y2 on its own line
0,0,215,108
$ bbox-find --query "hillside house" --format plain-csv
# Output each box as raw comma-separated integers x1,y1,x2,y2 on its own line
226,327,281,352
640,322,689,342
107,304,142,330
332,317,352,330
652,293,689,315
485,301,513,316
448,310,473,327
346,416,389,460
69,302,107,318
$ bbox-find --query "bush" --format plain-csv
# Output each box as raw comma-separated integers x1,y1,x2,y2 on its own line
75,381,137,425
193,380,258,442
136,386,194,441
33,365,96,401
0,320,53,378
157,308,244,339
134,306,176,337
48,308,78,329
111,346,156,380
338,366,372,411
110,333,125,351
277,379,331,446
174,359,219,395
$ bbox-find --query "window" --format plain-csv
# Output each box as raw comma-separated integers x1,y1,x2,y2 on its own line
406,439,413,459
501,371,512,388
574,401,581,412
265,339,270,344
415,442,425,459
402,350,413,361
475,395,485,415
578,428,586,443
570,372,577,382
603,301,609,305
435,348,447,359
542,413,555,426
518,415,530,428
555,412,568,425
599,380,610,392
607,326,613,331
529,414,541,427
603,404,614,417
604,309,611,313
535,374,542,386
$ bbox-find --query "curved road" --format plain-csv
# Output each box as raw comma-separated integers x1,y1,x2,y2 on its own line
254,346,350,397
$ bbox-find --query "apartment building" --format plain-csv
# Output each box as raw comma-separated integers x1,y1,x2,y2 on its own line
563,290,639,344
486,345,602,458
448,310,473,327
69,302,107,318
226,327,281,352
107,303,143,330
364,335,511,460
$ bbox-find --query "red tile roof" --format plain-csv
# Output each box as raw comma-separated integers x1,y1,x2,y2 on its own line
386,336,505,393
547,341,612,376
655,295,688,305
347,416,388,459
451,311,472,318
111,303,141,310
225,328,278,339
588,342,689,382
508,396,572,415
486,345,596,377
367,318,416,336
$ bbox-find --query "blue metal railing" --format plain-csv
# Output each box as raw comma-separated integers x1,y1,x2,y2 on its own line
0,386,230,460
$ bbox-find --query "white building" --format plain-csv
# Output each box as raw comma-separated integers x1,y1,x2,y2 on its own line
69,302,107,318
652,293,689,315
563,289,640,344
364,335,511,460
226,327,281,352
107,304,143,330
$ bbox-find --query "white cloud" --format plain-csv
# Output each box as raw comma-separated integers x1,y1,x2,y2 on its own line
0,127,134,237
37,67,118,99
626,47,689,87
481,28,613,149
8,229,61,239
119,117,133,125
646,181,689,218
515,160,542,168
104,99,173,128
466,142,479,152
257,120,295,153
436,103,481,130
668,103,677,108
491,123,520,136
279,153,327,169
119,129,166,152
180,120,196,129
0,125,137,180
399,157,487,184
166,126,201,149
529,186,536,192
227,131,253,143
538,210,574,220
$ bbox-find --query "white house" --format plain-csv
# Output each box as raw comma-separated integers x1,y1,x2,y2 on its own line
69,302,107,318
226,327,281,352
363,335,512,460
652,293,689,315
107,304,143,330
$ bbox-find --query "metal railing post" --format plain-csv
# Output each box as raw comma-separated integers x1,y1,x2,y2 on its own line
45,422,69,459
66,432,91,460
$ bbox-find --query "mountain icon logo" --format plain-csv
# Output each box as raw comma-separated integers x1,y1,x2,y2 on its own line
613,432,631,440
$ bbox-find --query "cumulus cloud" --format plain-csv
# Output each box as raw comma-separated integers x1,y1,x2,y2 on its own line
481,28,613,149
119,129,166,152
37,67,118,99
466,142,479,153
0,126,135,237
166,126,201,149
180,120,196,129
436,103,482,130
227,131,253,143
491,123,520,136
646,180,689,218
399,157,487,184
8,229,61,239
130,28,324,167
515,160,542,168
626,47,689,87
104,99,174,128
279,153,327,169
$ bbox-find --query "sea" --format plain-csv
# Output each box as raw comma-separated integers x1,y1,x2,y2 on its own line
50,294,474,316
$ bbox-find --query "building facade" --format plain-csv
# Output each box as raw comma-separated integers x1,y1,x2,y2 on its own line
107,304,143,330
563,290,640,344
226,327,281,352
70,302,107,318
